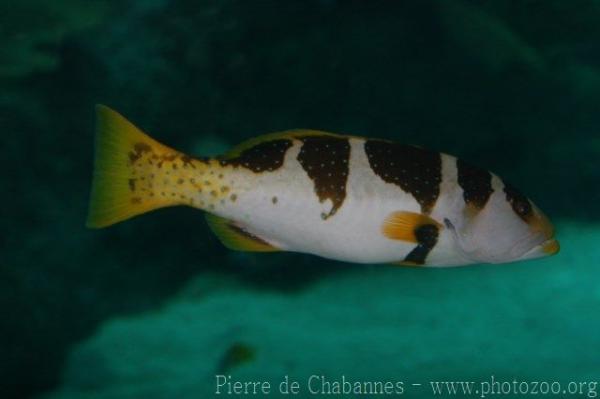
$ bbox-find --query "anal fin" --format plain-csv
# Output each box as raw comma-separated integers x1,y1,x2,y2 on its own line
205,214,279,252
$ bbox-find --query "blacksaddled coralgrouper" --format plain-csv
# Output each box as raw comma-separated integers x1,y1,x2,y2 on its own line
87,105,559,267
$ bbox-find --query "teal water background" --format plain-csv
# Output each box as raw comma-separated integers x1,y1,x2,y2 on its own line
1,1,599,398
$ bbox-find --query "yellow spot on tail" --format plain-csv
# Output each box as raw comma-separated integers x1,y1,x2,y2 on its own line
205,214,279,252
382,211,442,243
87,105,186,228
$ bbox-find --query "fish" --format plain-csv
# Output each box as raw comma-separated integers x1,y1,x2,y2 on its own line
86,105,559,267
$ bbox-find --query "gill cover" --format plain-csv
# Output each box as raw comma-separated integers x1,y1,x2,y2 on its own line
444,190,557,264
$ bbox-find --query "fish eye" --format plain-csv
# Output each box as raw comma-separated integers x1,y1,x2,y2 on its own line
504,183,532,220
515,201,530,216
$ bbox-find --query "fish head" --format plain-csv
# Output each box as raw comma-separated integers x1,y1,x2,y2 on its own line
447,183,559,264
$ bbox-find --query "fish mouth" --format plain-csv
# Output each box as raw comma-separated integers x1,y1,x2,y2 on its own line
541,238,560,255
519,238,560,261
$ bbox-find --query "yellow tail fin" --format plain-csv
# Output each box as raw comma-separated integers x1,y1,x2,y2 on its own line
87,105,195,228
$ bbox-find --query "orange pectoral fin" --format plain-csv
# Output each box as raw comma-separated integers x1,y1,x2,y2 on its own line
382,211,442,243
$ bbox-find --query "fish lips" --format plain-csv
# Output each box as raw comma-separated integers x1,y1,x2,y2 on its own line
517,238,560,261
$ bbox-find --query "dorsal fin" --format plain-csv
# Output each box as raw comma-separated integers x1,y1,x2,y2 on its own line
205,214,280,252
221,129,344,159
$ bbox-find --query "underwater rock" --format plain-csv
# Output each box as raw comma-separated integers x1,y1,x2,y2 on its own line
42,222,600,398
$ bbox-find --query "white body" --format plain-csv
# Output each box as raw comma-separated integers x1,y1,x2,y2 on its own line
208,138,480,266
